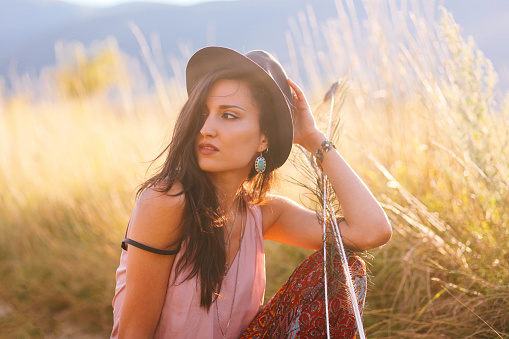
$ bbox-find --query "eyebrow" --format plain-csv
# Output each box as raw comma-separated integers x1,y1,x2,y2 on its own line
219,104,246,111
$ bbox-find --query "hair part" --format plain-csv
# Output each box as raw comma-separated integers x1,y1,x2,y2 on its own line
137,68,279,309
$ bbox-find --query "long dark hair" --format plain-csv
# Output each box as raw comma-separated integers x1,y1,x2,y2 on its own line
137,68,280,309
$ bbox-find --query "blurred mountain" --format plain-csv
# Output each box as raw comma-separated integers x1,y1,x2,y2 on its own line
1,0,508,90
0,0,336,79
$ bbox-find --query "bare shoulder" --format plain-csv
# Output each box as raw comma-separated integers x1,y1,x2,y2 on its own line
127,182,185,250
137,182,185,213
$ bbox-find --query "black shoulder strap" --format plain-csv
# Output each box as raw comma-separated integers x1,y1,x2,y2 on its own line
121,238,181,256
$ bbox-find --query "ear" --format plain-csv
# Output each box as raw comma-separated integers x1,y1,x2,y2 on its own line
257,134,268,153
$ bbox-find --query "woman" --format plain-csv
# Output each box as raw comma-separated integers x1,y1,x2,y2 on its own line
111,46,391,338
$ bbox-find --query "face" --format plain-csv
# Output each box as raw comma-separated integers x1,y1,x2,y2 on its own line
195,79,268,177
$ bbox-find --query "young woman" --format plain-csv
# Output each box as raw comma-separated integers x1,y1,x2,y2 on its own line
111,47,391,338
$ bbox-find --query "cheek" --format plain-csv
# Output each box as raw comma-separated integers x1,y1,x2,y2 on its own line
232,128,263,158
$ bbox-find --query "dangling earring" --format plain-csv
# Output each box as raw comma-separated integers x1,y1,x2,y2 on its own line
254,149,267,174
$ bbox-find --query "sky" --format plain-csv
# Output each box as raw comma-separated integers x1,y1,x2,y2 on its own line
62,0,233,7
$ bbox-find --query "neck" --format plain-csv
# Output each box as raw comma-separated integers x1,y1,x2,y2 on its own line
206,171,248,211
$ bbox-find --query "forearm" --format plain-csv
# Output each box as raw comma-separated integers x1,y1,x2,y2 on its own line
301,132,392,250
287,78,391,249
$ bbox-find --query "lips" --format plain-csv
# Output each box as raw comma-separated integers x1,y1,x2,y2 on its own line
198,142,219,155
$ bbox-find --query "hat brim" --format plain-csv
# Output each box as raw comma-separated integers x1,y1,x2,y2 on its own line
186,46,293,170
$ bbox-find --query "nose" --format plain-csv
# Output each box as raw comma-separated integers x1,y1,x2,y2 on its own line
200,113,216,138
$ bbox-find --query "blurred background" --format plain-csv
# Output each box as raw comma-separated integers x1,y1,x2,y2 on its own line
1,0,508,337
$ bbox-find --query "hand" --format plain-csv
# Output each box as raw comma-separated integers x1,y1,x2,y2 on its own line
287,79,325,152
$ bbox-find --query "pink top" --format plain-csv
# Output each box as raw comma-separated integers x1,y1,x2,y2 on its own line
111,203,266,338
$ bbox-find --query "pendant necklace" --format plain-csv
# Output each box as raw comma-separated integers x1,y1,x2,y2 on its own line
216,198,245,339
224,196,240,275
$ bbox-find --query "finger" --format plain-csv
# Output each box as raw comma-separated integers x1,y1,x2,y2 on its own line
287,78,305,99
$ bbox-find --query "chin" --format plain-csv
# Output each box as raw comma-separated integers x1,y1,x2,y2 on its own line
198,164,227,175
198,162,252,177
197,159,217,172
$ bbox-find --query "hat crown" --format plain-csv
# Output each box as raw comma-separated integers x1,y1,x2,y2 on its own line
245,50,292,107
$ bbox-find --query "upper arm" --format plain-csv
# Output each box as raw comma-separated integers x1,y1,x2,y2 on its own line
119,186,185,338
261,195,392,251
261,195,323,250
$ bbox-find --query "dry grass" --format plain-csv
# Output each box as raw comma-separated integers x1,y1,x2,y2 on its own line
286,2,509,338
0,99,165,336
0,1,508,338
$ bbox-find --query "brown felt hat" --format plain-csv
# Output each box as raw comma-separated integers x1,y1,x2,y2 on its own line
186,46,294,170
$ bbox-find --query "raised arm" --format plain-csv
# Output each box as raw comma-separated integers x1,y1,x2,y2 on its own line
262,79,391,251
118,186,184,338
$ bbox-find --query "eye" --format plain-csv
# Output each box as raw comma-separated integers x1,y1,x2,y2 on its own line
222,112,238,120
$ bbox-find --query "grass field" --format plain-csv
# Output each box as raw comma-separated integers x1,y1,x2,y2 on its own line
1,2,508,338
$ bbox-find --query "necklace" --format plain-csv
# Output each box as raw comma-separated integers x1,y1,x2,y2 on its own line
215,198,245,339
224,196,241,274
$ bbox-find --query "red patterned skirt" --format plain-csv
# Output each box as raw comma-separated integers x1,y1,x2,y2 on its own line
241,247,367,338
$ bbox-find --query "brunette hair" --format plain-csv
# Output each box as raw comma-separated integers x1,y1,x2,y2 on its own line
137,68,279,309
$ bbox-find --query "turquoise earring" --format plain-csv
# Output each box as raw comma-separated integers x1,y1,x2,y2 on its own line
254,149,267,174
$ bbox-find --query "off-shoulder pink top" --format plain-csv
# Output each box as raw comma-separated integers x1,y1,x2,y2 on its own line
111,203,266,338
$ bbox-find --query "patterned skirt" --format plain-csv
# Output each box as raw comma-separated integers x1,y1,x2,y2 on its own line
241,247,367,338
